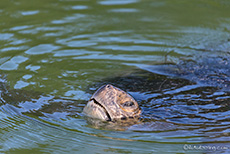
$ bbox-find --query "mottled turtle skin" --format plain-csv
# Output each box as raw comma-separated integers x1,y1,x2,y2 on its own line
83,84,141,121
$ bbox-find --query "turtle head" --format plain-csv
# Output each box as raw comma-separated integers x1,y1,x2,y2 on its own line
83,84,141,121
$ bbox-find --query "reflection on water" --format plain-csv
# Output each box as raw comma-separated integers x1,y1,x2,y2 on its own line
1,0,230,153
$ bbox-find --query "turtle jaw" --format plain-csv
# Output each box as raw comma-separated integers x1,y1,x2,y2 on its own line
83,98,111,121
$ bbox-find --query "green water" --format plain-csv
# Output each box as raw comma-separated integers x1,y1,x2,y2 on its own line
1,0,230,153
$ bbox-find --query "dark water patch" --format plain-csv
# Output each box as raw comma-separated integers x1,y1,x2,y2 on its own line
129,56,230,92
89,69,193,95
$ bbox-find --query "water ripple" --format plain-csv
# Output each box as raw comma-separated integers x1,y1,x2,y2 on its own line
25,44,60,55
72,5,89,10
0,33,14,40
98,0,139,5
0,56,28,70
109,8,139,13
53,49,102,57
20,10,40,16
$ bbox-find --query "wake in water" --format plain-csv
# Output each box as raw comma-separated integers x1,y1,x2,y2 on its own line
91,56,230,137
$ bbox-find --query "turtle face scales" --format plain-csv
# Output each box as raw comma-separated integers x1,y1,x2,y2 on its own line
83,84,141,121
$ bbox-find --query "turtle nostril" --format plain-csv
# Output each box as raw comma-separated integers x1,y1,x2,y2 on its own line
106,84,111,88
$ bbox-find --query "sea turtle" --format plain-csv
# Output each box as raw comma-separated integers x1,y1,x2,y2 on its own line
83,84,141,121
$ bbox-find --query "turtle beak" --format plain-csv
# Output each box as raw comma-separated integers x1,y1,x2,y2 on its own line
83,98,111,121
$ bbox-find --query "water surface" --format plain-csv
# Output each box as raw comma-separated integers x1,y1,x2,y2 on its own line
1,0,230,153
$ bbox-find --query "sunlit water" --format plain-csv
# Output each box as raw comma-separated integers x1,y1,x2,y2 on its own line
1,0,230,153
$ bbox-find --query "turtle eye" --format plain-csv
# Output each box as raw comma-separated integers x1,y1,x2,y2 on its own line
122,101,134,107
